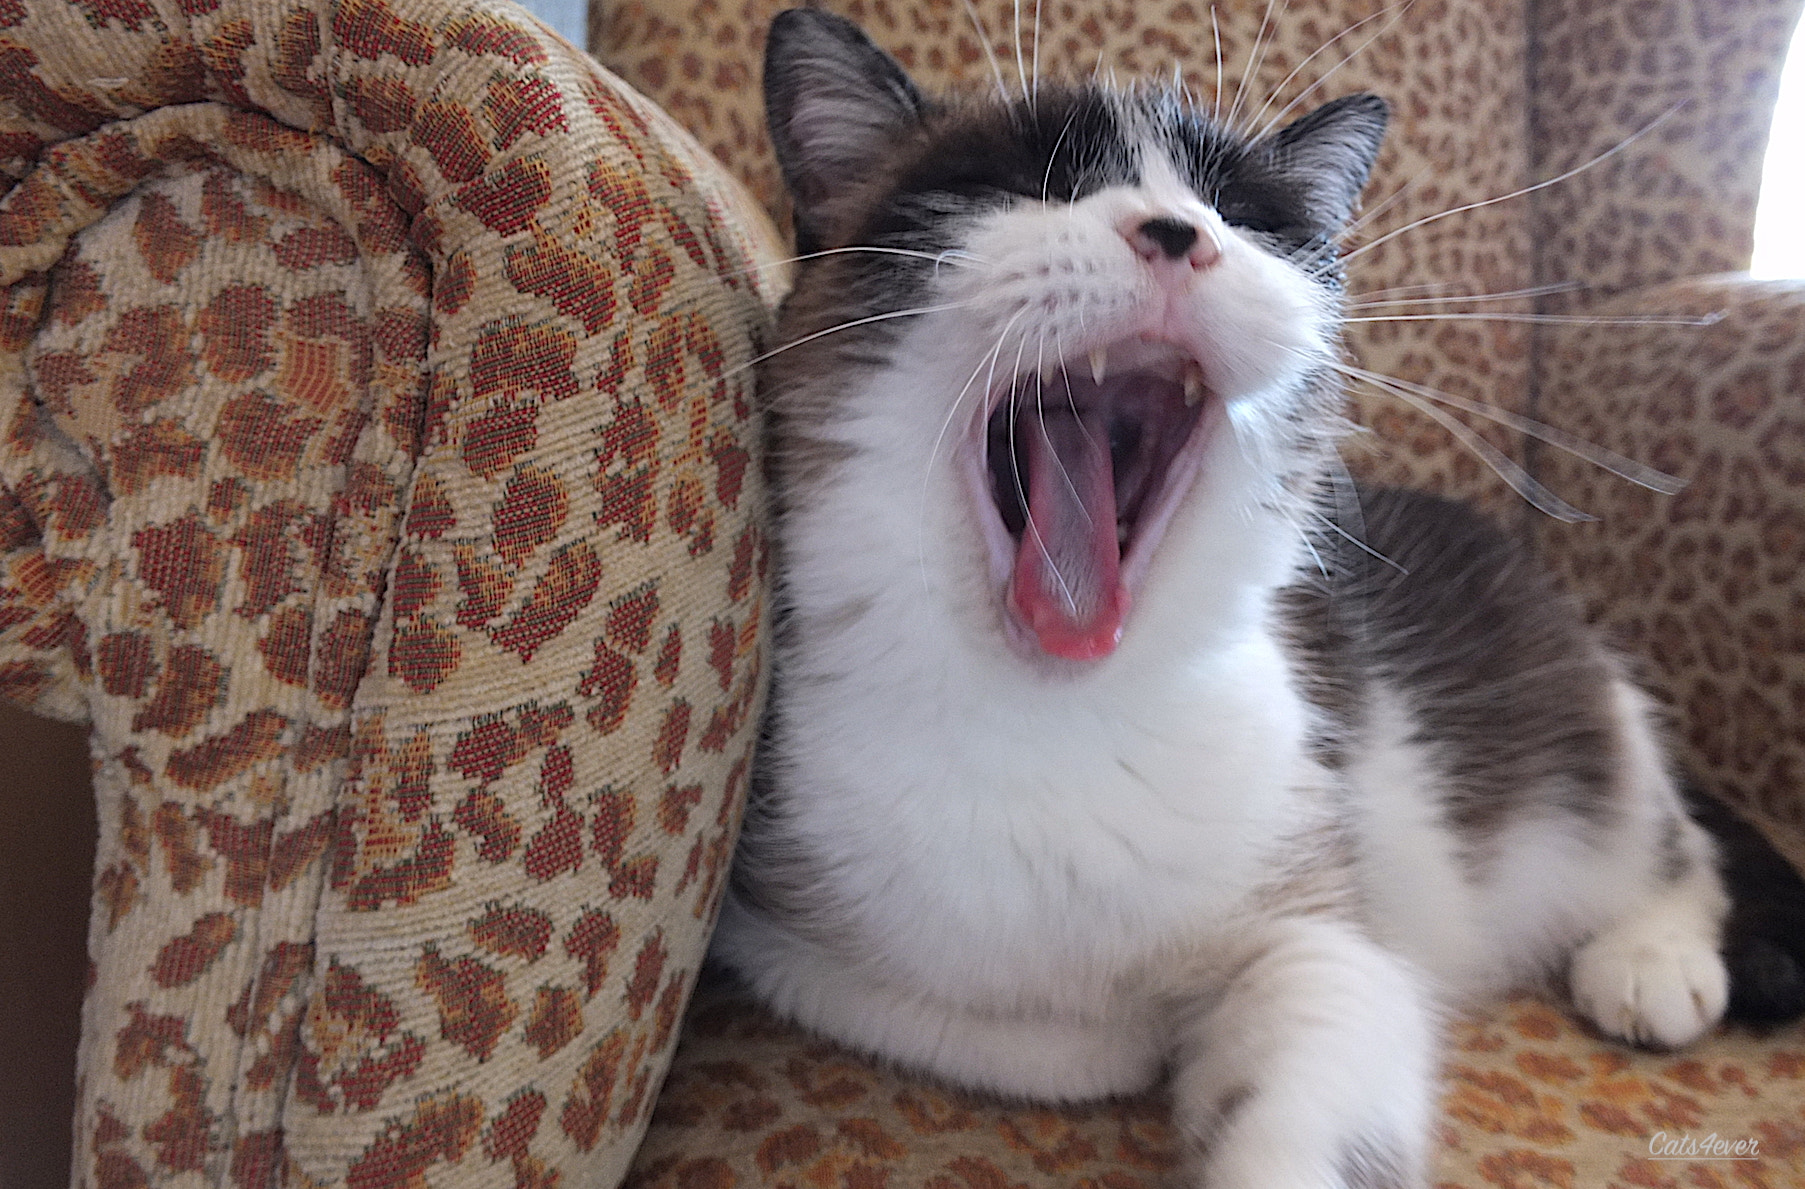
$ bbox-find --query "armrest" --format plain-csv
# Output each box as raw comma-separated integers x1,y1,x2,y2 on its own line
0,0,786,1185
1533,275,1805,865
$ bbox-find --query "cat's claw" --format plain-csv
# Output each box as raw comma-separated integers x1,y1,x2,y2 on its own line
1569,925,1729,1049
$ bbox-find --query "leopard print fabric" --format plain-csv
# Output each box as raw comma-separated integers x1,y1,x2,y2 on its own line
1535,278,1805,868
1529,0,1803,305
629,987,1805,1189
0,0,785,1185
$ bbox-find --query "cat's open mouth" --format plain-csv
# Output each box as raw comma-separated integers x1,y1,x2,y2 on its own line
974,340,1221,662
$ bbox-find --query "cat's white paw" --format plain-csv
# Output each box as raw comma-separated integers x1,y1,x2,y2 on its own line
1569,924,1728,1049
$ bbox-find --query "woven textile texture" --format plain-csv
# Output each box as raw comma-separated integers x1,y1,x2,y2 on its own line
1535,279,1805,872
0,0,786,1184
626,985,1805,1189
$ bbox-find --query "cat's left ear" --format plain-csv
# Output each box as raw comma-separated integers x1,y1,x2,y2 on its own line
1266,93,1389,230
764,8,926,249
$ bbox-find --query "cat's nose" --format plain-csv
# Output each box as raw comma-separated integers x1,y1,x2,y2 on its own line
1126,215,1222,270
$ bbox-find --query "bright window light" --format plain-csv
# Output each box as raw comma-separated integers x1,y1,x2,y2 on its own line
515,0,586,48
1752,16,1805,278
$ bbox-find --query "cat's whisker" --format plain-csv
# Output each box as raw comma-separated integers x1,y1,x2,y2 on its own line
1001,334,1031,529
1013,0,1029,102
1305,504,1407,576
1249,3,1408,143
1345,280,1585,310
1006,339,1082,615
959,0,1011,103
726,300,978,379
712,245,990,287
1209,5,1224,125
1032,0,1043,103
928,312,1025,487
1224,387,1293,499
1332,362,1684,494
1033,335,1093,530
1225,0,1287,134
1345,279,1472,305
919,316,1024,589
1276,495,1331,580
1335,167,1427,248
1285,236,1350,280
1319,451,1409,575
1042,110,1083,203
1011,332,1092,612
1053,331,1107,467
1341,102,1686,264
1348,370,1595,522
1342,310,1722,327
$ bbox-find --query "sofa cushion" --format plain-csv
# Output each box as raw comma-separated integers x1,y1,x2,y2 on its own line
629,986,1805,1189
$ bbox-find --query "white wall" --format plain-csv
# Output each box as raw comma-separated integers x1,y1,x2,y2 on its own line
1752,14,1805,279
515,0,587,49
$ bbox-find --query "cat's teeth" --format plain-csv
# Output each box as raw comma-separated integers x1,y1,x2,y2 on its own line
1088,347,1108,385
1183,361,1206,406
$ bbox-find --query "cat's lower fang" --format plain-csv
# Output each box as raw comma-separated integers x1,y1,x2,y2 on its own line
1183,361,1206,407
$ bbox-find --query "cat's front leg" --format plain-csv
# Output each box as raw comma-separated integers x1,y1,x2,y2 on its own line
1168,917,1437,1189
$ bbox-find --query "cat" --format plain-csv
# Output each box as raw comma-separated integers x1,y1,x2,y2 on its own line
709,9,1805,1187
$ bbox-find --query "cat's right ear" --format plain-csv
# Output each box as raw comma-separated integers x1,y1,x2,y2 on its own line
764,8,926,249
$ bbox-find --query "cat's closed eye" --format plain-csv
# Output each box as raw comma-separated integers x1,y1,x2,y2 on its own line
1212,201,1286,235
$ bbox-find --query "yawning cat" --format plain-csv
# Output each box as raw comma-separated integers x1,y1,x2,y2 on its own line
710,11,1805,1186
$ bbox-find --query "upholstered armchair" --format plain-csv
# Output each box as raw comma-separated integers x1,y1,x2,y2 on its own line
0,0,1798,1186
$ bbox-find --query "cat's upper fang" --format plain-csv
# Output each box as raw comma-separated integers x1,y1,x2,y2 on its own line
977,335,1219,662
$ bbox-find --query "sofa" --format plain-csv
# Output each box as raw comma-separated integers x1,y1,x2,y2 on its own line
0,0,1800,1185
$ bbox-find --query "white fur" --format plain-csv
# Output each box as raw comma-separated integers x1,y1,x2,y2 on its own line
1169,918,1437,1189
1351,677,1730,1044
750,137,1331,1019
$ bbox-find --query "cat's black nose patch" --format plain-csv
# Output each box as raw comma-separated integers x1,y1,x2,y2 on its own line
1137,217,1200,260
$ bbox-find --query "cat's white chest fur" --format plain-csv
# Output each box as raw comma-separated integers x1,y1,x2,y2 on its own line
775,602,1319,1011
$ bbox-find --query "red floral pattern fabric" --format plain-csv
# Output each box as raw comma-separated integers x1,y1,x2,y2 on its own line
0,0,785,1185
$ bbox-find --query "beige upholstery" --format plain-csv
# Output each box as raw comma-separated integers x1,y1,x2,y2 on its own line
0,0,784,1183
0,0,1799,1184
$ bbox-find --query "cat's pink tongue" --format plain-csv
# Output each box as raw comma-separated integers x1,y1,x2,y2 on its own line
1008,409,1130,660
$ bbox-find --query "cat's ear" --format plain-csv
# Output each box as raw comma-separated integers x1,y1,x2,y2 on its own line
764,8,926,248
1266,93,1389,231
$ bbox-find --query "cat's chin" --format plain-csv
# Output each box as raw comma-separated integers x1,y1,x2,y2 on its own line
963,336,1226,664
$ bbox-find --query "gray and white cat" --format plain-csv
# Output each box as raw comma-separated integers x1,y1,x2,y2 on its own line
711,10,1798,1187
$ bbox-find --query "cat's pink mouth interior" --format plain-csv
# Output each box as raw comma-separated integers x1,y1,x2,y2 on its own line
975,342,1219,662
